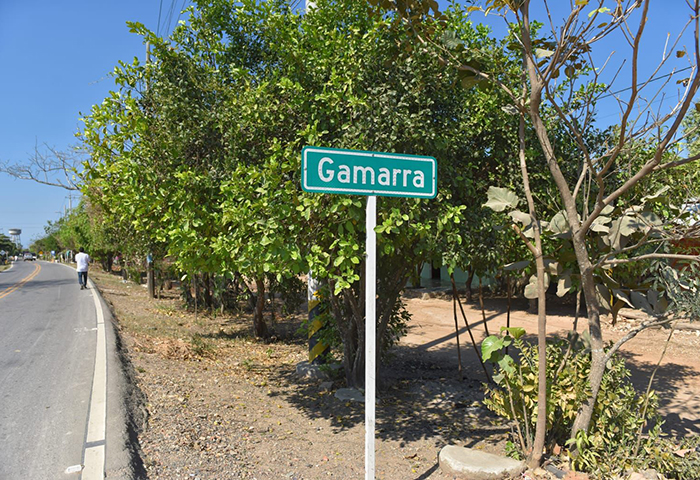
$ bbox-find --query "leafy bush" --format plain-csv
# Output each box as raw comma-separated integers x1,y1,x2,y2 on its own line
124,266,144,284
573,423,700,479
481,328,700,478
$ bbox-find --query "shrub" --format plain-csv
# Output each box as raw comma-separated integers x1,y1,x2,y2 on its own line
481,328,700,478
189,334,216,359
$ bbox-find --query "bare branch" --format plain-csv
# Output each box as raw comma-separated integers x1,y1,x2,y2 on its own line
0,142,84,191
605,315,674,361
512,222,539,257
655,152,700,171
603,253,700,266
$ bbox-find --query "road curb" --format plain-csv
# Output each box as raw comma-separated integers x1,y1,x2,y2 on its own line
88,273,148,480
55,262,147,479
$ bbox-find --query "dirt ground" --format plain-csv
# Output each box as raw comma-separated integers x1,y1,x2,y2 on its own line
91,270,700,480
402,292,700,439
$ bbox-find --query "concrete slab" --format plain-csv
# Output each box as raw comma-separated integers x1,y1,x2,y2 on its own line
438,445,525,480
334,388,365,403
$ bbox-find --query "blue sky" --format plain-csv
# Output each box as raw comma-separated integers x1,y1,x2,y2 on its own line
0,1,189,248
0,1,694,248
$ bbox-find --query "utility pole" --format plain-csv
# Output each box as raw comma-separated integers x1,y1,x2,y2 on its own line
303,0,327,363
145,40,156,299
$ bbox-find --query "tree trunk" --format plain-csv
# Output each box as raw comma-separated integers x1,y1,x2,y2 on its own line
531,243,547,466
465,267,475,302
515,82,546,467
517,2,605,444
478,276,490,336
253,277,269,338
194,272,199,320
506,276,512,355
330,288,363,388
569,266,605,439
202,272,212,310
101,254,114,273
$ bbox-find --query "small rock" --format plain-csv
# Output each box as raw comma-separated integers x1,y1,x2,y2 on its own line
295,361,327,380
334,388,364,403
319,381,333,392
295,361,342,381
545,464,566,479
629,469,662,480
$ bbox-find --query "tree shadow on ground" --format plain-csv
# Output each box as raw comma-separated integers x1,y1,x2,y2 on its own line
201,313,307,345
268,316,697,459
4,277,77,290
267,339,510,453
620,350,700,437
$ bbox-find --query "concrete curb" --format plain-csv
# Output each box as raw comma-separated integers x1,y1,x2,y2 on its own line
55,262,147,479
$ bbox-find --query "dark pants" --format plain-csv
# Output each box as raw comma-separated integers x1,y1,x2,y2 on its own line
78,271,88,287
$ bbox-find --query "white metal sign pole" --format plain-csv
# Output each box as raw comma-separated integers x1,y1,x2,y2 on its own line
365,195,377,480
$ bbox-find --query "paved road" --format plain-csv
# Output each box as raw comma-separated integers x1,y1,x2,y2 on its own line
0,261,135,479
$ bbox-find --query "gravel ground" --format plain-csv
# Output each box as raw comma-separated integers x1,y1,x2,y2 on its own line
92,270,513,480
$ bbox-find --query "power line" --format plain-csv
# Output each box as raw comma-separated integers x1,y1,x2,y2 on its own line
156,0,164,37
164,0,178,35
174,0,188,29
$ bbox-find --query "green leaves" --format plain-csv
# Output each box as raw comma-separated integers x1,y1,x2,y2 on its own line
588,6,610,18
535,48,554,59
483,186,520,212
481,334,506,362
481,327,526,377
441,30,462,49
547,211,570,237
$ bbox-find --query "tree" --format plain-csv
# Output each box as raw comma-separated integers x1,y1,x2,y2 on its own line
79,0,523,388
378,0,700,467
0,234,19,256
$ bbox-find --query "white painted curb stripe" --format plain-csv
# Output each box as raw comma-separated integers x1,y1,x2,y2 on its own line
55,261,108,479
84,277,107,479
83,445,105,479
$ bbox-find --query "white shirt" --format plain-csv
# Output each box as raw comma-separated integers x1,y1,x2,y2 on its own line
75,252,90,272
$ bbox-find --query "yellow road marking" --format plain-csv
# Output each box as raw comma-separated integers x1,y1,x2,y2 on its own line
0,263,41,300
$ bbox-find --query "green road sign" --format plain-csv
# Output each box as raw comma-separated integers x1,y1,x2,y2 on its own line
302,146,437,198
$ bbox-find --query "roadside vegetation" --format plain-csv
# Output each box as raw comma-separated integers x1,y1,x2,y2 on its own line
24,0,700,477
0,233,20,266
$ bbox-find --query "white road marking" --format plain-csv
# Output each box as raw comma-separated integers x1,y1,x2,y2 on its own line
73,327,98,333
65,464,83,474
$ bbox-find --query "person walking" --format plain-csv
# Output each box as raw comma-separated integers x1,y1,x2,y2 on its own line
75,247,91,290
